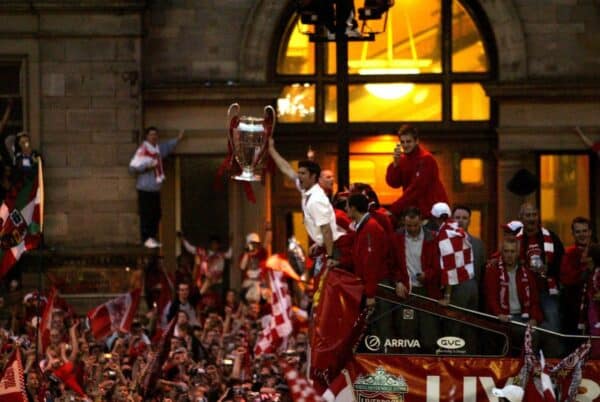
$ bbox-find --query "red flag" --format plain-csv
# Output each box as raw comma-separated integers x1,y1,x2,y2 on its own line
310,268,366,391
280,359,324,402
53,361,86,397
0,348,28,402
87,289,141,340
141,318,177,398
254,271,293,356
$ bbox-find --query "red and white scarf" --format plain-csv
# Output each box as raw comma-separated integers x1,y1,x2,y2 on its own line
498,258,532,319
517,227,558,295
130,141,165,183
437,219,474,285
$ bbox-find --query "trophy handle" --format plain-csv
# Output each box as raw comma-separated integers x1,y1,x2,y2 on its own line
263,105,276,135
227,103,241,170
257,105,276,172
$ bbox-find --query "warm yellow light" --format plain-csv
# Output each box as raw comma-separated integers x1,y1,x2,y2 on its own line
460,158,483,184
361,68,418,100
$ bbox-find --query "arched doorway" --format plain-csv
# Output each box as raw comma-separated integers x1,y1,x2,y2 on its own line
270,0,498,252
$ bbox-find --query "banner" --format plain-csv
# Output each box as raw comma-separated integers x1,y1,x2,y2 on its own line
339,355,600,402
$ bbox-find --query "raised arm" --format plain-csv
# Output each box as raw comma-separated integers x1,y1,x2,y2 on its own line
0,99,13,135
268,138,297,181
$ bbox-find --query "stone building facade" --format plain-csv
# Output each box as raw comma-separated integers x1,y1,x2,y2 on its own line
1,0,599,295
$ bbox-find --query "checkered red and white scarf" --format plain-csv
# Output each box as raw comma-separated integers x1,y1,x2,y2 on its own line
437,219,474,286
280,359,324,402
254,270,293,356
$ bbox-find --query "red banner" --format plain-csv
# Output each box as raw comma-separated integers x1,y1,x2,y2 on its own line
343,355,600,401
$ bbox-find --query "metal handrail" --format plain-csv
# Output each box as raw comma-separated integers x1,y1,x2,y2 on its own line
377,282,600,340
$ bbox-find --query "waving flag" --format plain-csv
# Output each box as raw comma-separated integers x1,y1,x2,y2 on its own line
254,270,293,356
87,289,141,339
0,348,28,402
0,157,43,280
280,359,324,402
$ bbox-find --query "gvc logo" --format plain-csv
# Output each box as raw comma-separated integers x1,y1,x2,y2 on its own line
436,336,466,350
364,335,381,351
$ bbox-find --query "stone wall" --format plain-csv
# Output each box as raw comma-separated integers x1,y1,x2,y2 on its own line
0,2,145,247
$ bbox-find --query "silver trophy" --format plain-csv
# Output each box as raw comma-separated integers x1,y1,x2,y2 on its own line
227,103,275,182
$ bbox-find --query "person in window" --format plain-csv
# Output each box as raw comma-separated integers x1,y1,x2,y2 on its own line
129,127,184,248
484,240,543,326
385,124,449,221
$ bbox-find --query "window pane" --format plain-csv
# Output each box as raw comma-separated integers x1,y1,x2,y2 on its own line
350,158,400,206
452,0,488,72
452,83,489,120
327,84,441,122
277,84,316,123
277,16,315,75
540,155,590,243
328,0,442,75
460,158,483,184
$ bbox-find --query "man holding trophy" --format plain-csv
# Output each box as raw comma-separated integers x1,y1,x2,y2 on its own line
267,139,344,275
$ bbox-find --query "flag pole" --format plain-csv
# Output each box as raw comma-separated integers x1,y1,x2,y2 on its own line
35,156,45,363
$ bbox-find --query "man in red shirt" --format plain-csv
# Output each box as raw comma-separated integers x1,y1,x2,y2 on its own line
346,193,387,311
391,207,440,352
385,124,448,219
560,216,595,334
484,241,543,325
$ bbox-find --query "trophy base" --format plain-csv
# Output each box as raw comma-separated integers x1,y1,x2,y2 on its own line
233,172,261,182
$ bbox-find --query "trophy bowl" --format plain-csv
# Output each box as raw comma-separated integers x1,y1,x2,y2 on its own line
227,103,275,182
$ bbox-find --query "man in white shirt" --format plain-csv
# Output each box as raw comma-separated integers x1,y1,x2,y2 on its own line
268,139,345,275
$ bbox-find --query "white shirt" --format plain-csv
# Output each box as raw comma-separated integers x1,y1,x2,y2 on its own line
405,228,424,287
507,269,522,315
298,181,344,246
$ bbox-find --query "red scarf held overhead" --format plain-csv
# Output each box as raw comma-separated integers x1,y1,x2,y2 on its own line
498,259,532,319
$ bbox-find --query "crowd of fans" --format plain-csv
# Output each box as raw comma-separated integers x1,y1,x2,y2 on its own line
0,118,599,400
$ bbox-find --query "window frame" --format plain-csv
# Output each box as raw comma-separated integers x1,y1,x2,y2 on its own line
270,0,498,135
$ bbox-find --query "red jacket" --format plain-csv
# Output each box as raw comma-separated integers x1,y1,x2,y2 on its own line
391,231,441,299
560,245,588,286
484,260,543,323
385,145,448,218
351,215,387,298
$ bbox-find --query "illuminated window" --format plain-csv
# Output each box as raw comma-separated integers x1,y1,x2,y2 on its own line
327,84,442,122
275,0,493,126
349,136,403,206
460,158,484,184
469,209,482,238
277,20,315,75
452,0,488,72
452,83,490,121
277,84,316,123
540,155,590,243
328,0,442,75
